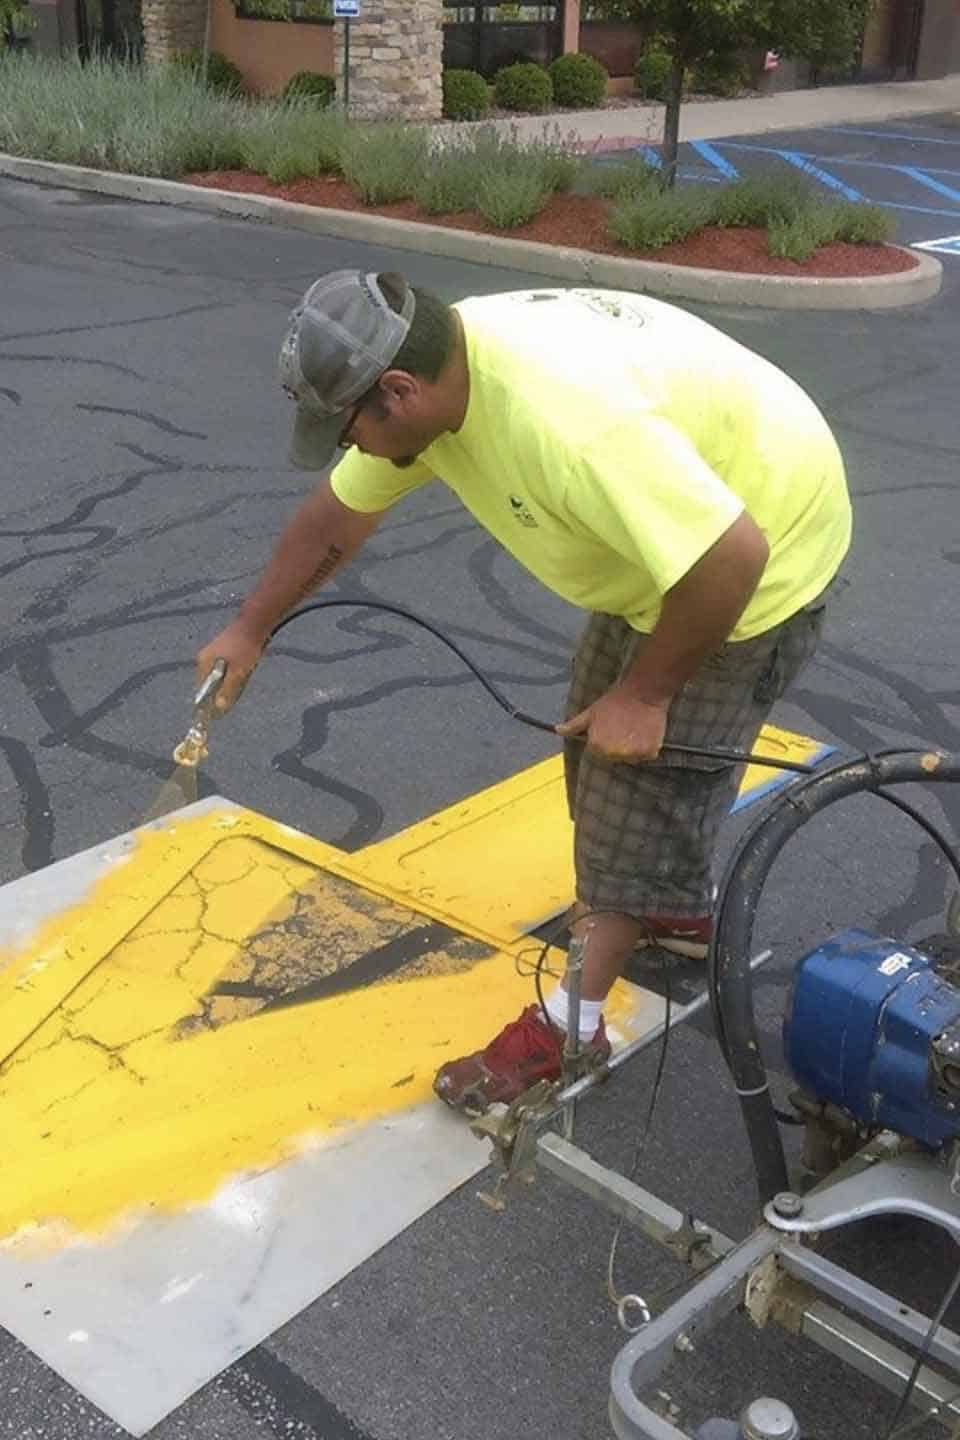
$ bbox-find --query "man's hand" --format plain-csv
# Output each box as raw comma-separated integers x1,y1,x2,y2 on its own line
196,620,267,714
557,686,668,764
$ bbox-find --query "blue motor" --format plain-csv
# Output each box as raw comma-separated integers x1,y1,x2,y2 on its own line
784,929,960,1150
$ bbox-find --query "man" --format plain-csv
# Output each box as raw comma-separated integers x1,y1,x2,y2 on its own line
197,268,851,1115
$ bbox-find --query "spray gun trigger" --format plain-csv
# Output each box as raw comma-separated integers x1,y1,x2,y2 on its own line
194,658,228,713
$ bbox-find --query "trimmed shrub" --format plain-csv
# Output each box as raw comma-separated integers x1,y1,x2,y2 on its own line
634,43,678,102
242,104,346,180
767,208,840,263
443,68,491,121
282,70,335,107
608,189,713,251
493,61,553,114
692,51,750,98
586,154,659,202
418,123,579,215
768,200,895,260
549,52,607,109
172,49,245,96
528,125,582,192
831,200,895,245
476,170,549,228
339,122,429,203
413,150,477,214
711,172,813,229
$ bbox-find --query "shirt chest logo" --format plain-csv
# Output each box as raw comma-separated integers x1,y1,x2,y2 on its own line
509,494,538,528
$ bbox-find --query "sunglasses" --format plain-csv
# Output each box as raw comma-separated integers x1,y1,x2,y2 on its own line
337,400,364,451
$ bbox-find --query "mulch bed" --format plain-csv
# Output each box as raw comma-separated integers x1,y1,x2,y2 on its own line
185,170,917,279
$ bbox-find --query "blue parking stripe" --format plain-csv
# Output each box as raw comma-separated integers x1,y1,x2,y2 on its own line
639,145,662,169
778,150,863,200
882,200,960,219
818,126,960,147
900,166,960,204
702,139,959,218
689,140,739,179
718,142,960,181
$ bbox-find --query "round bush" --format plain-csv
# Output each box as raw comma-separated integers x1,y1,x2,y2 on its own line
282,70,335,106
692,51,750,98
634,44,674,102
173,49,246,96
493,62,553,115
549,52,607,109
442,68,491,121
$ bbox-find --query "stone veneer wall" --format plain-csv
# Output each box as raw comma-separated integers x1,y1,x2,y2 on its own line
142,0,205,62
334,0,443,120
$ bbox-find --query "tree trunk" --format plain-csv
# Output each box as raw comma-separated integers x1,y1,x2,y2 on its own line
661,50,685,189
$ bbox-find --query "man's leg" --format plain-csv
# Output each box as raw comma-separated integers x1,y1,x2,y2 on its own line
433,602,826,1112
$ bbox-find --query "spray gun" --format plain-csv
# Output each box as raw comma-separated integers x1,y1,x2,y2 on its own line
172,659,228,768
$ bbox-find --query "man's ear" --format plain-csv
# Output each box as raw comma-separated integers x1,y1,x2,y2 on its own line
379,368,419,407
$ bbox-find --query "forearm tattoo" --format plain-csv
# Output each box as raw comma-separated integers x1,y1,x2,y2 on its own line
297,543,344,601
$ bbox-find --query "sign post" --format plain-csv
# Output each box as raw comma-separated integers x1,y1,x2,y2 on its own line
333,0,361,112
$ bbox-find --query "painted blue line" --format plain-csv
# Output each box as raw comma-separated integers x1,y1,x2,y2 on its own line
639,145,662,170
717,141,960,181
778,150,863,200
900,166,960,204
884,201,960,218
691,140,960,218
817,126,960,147
690,139,739,179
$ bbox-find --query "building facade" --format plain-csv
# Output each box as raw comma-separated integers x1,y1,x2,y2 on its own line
25,0,960,119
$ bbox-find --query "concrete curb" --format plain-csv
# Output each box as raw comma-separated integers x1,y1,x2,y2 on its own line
0,152,943,311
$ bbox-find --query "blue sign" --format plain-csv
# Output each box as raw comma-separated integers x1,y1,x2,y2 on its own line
333,0,360,14
913,234,960,256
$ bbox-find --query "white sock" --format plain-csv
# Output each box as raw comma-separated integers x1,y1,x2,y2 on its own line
545,985,604,1041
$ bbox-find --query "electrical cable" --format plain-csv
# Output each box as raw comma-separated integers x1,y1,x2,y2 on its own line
882,1255,960,1440
887,1379,960,1440
513,906,679,1327
876,787,960,894
606,948,673,1325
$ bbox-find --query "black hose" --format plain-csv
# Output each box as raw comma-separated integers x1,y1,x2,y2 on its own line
709,751,960,1203
269,599,814,774
267,603,960,1193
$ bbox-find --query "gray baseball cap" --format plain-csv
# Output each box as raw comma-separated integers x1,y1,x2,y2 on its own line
278,270,415,470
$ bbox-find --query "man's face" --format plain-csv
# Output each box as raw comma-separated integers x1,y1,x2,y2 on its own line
340,370,444,469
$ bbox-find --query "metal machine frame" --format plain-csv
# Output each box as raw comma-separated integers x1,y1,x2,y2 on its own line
474,751,960,1439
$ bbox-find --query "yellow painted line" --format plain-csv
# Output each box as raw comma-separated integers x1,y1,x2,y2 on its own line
352,724,829,946
350,756,569,946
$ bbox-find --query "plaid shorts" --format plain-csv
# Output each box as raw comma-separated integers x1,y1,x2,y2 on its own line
564,595,828,917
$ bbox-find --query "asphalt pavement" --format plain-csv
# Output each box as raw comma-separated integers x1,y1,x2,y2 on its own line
1,111,960,1440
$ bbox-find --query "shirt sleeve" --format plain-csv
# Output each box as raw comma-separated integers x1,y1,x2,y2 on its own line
565,414,746,594
330,448,433,514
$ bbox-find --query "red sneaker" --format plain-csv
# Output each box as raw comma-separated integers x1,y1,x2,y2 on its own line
637,915,712,959
433,1005,610,1115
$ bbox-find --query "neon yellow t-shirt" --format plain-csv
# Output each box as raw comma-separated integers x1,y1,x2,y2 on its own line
330,289,851,640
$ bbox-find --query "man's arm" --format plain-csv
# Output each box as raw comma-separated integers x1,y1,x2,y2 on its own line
558,512,769,762
197,475,384,710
